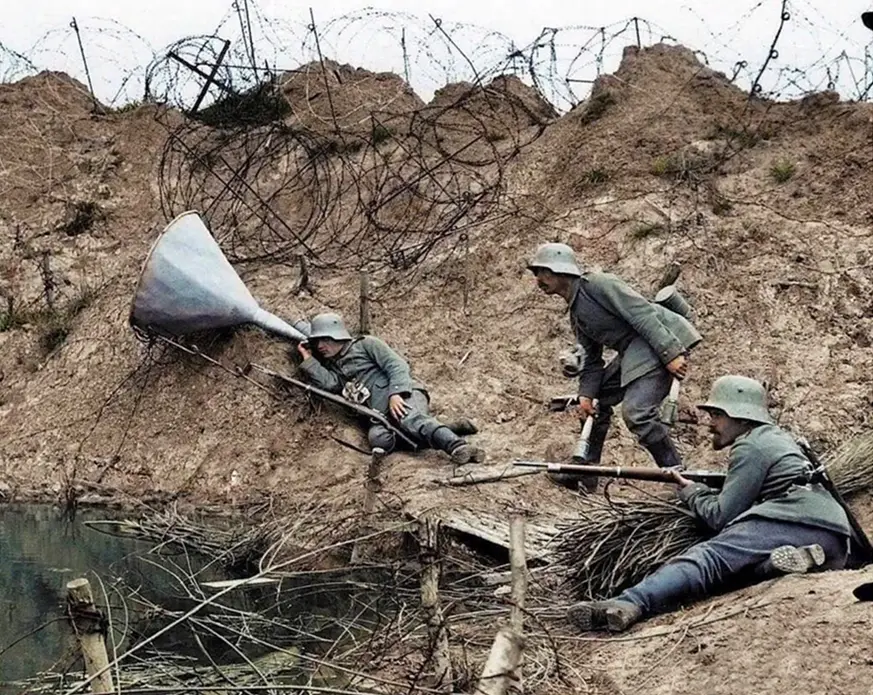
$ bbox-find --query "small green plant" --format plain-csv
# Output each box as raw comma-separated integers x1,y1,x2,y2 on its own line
109,100,142,114
709,124,761,149
650,154,686,178
770,159,796,183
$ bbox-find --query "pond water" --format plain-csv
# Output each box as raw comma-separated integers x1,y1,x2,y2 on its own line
0,504,401,689
0,504,231,683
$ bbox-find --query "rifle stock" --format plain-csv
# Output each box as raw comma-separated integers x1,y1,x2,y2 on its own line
512,460,726,487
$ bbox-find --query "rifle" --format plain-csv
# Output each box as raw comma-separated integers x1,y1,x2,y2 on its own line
251,364,419,450
511,460,727,487
797,438,873,568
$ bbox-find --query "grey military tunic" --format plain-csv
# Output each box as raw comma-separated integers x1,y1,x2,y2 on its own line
679,424,850,536
570,273,702,397
298,336,465,453
298,336,426,415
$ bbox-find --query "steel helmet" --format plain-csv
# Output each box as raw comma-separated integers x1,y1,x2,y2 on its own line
308,312,352,341
527,242,581,277
698,375,774,425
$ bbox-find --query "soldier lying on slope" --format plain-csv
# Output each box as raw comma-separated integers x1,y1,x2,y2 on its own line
569,375,851,633
295,312,485,465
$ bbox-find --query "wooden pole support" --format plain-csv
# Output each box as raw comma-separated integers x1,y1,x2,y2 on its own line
359,271,371,334
508,516,528,693
419,517,453,692
474,628,524,695
350,447,385,565
362,446,385,515
66,577,114,694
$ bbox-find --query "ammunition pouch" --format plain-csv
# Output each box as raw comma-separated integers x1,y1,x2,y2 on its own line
342,380,371,405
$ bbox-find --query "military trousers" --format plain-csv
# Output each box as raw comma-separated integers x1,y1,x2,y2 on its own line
366,389,462,454
617,517,849,615
586,361,678,466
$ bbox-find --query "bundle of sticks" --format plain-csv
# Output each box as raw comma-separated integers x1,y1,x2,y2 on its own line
552,432,873,599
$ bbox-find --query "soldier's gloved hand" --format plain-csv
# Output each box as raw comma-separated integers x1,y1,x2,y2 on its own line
576,397,597,418
389,394,410,420
666,354,688,379
297,342,312,360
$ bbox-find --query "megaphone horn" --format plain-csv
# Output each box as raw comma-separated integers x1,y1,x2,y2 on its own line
129,211,310,342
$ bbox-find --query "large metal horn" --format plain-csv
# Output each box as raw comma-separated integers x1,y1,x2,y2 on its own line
129,211,310,341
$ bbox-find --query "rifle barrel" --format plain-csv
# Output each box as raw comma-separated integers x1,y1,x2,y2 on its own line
511,461,726,486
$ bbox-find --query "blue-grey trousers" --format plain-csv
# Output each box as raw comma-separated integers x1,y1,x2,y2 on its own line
587,361,676,462
366,389,462,453
618,517,849,615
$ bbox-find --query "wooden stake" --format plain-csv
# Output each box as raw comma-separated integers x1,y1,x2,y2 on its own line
362,446,384,515
66,578,114,694
474,628,524,695
350,447,385,565
359,270,371,334
418,517,453,692
509,516,527,694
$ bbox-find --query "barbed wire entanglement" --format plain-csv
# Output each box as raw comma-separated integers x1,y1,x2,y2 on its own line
2,2,871,290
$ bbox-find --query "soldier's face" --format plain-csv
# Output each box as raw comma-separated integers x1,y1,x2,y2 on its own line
532,268,561,294
315,338,345,359
707,410,744,450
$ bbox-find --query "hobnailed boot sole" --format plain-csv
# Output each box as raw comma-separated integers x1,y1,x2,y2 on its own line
450,444,485,465
568,602,606,631
769,544,826,574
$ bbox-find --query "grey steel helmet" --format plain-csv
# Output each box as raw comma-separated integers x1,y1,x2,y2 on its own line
308,312,352,341
698,375,774,425
527,242,581,277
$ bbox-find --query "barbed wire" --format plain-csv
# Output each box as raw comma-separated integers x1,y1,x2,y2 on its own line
3,3,872,110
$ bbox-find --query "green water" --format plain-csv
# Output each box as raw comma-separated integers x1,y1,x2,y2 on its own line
0,504,226,683
0,505,401,689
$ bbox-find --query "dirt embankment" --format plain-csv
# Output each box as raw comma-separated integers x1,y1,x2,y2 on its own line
1,44,873,694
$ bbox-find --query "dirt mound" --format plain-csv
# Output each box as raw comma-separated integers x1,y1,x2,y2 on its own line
2,40,873,694
279,59,424,139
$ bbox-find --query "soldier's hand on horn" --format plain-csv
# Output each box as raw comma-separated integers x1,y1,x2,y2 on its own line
389,394,410,420
297,342,312,360
576,396,597,418
666,354,688,379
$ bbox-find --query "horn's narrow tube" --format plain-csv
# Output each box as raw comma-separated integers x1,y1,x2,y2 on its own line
251,308,310,342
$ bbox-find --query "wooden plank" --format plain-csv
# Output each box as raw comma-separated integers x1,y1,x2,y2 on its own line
409,507,558,562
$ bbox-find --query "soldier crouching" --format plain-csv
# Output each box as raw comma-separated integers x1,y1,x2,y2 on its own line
295,312,485,465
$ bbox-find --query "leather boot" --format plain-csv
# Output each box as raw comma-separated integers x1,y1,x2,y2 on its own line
431,426,485,464
644,437,684,469
444,417,479,436
569,599,642,632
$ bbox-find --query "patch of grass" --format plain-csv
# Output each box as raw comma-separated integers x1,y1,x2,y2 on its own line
650,154,685,178
630,221,667,240
57,201,103,237
709,124,761,149
109,100,142,114
584,168,610,185
1,285,98,355
770,159,796,183
371,123,394,145
579,91,616,126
